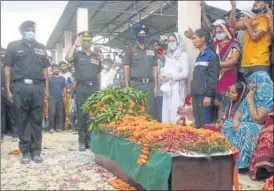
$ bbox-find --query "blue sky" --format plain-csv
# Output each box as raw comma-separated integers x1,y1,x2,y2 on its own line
1,1,253,49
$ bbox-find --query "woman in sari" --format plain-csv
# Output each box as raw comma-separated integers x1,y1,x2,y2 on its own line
203,81,247,132
249,112,273,180
222,71,273,169
214,23,241,121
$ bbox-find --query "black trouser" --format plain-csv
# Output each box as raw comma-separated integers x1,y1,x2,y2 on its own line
153,96,163,122
76,82,98,145
192,95,214,128
48,97,65,131
1,88,17,138
12,81,44,155
130,80,154,116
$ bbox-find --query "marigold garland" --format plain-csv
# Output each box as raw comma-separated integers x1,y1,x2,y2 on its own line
104,115,231,166
108,178,136,191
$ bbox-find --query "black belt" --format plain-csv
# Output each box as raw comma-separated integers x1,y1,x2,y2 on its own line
130,77,153,84
14,79,44,85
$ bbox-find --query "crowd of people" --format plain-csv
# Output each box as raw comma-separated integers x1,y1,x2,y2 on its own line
176,0,273,182
0,0,273,183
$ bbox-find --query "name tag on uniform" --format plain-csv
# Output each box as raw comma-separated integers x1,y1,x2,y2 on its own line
145,50,155,56
91,58,99,65
33,48,46,56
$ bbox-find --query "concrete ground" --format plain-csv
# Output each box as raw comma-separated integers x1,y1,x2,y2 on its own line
1,131,265,190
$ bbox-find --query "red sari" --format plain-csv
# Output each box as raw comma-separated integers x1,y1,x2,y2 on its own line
215,24,241,94
249,115,274,180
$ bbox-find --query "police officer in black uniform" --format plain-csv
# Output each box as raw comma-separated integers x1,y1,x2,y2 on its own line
66,31,101,151
123,23,158,116
3,21,50,164
1,49,17,143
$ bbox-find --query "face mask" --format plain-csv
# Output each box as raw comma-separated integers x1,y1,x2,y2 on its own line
82,41,91,49
168,41,177,51
215,33,227,41
252,5,265,14
23,31,36,41
136,36,145,44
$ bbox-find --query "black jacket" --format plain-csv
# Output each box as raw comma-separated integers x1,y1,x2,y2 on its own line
191,48,220,97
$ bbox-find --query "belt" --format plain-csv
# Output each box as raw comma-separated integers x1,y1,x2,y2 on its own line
130,77,153,84
15,79,44,85
78,80,94,86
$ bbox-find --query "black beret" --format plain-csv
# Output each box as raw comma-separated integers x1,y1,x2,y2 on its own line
19,20,36,32
78,31,92,40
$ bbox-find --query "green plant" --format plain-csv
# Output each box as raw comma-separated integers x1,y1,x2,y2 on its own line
81,87,150,131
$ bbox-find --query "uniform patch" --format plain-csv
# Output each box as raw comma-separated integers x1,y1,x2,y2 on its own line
91,58,99,65
145,50,155,56
33,48,46,56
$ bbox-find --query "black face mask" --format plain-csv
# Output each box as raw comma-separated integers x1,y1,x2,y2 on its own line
252,5,266,14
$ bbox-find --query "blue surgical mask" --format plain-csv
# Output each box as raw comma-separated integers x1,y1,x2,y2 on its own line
136,36,145,44
23,31,36,41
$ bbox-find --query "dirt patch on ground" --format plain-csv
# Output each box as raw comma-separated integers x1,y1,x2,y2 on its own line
1,131,264,190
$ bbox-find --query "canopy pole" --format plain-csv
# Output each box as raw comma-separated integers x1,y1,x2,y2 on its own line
77,8,89,35
178,1,201,93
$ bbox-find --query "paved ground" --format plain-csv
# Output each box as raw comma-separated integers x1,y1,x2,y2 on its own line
1,131,265,190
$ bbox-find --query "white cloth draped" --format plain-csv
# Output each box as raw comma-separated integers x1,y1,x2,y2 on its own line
160,33,190,123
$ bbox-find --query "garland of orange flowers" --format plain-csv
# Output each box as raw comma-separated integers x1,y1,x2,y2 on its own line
105,115,231,166
108,178,136,191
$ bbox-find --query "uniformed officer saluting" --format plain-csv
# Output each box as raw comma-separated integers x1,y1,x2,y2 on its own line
3,21,50,164
66,31,101,151
123,23,158,115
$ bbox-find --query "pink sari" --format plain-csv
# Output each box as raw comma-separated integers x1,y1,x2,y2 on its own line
215,24,241,94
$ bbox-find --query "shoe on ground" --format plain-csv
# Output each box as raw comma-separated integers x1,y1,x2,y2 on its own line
12,137,18,142
85,142,90,149
56,129,62,132
21,153,31,164
1,137,4,143
49,129,54,133
31,155,43,163
79,143,86,151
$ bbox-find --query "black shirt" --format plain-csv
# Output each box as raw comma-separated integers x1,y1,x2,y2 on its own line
72,50,101,86
122,44,157,78
49,76,66,99
3,39,50,81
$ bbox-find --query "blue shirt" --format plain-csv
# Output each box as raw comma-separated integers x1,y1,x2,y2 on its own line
49,76,66,99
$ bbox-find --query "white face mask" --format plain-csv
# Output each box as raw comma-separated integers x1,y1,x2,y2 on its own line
168,41,177,51
215,33,227,41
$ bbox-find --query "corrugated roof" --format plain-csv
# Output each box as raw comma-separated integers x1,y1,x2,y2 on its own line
46,1,227,50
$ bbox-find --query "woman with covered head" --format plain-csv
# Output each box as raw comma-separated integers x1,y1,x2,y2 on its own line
160,33,189,123
214,23,241,122
203,81,248,132
222,71,273,170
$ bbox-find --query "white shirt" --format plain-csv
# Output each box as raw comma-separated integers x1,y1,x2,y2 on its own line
60,72,73,86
